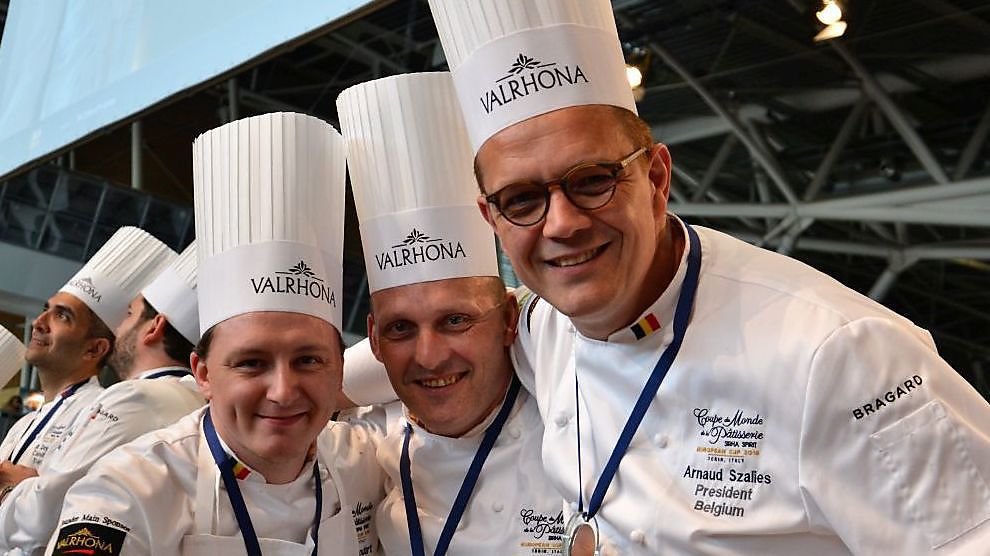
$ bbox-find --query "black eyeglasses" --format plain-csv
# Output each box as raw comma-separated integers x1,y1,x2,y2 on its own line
484,146,649,226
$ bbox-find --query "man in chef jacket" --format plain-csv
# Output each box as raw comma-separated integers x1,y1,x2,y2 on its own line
423,0,990,554
0,226,174,550
338,72,565,555
49,112,382,556
0,328,26,423
0,243,206,553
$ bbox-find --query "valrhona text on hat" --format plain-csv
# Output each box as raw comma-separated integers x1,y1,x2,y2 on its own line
375,229,467,271
480,53,589,115
249,260,336,307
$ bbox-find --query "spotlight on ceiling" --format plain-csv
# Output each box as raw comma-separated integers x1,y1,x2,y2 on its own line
816,0,843,25
623,44,651,100
814,20,847,42
626,65,644,89
813,0,847,42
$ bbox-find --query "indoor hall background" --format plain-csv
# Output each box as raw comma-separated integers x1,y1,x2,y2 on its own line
0,0,987,401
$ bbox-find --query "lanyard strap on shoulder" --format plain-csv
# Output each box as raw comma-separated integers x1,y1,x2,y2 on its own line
579,223,702,519
10,378,90,464
203,409,322,556
401,374,522,556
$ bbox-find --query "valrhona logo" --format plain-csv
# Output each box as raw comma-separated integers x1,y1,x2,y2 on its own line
68,277,102,303
249,260,336,307
375,229,466,271
480,53,589,114
53,523,126,556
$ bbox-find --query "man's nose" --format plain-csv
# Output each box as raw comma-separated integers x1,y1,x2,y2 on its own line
267,361,301,405
413,328,452,371
541,187,593,239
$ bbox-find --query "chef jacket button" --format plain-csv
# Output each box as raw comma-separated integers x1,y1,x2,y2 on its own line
509,427,522,439
493,501,504,513
630,530,646,544
654,434,668,448
554,414,570,428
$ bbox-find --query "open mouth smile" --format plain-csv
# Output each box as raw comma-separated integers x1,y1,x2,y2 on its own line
416,372,468,389
546,244,608,267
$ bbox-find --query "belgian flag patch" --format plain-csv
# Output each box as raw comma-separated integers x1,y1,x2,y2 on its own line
52,522,126,556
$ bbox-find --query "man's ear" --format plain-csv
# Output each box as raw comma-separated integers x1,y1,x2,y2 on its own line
367,313,384,363
647,143,673,211
476,195,498,231
142,314,169,346
83,337,112,364
190,351,212,401
502,291,520,346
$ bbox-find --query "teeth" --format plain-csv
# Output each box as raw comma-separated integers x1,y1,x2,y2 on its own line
421,375,462,388
550,248,599,267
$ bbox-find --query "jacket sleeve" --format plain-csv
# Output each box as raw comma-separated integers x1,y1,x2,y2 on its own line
0,383,181,552
799,316,990,554
44,448,164,556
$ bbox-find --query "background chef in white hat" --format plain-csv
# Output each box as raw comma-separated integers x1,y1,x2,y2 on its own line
0,243,206,553
338,72,564,556
49,112,383,556
0,329,26,418
427,0,990,555
0,226,173,545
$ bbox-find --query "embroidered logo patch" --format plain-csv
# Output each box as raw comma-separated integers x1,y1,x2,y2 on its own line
52,522,126,556
518,506,564,554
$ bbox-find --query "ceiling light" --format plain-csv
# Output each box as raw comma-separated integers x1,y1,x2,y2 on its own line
626,64,643,89
24,391,45,411
814,20,847,42
816,0,843,25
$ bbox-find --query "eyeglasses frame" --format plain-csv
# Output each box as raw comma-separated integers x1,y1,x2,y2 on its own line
484,146,651,227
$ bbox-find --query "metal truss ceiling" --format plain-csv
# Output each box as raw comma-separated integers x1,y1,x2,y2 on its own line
1,0,987,389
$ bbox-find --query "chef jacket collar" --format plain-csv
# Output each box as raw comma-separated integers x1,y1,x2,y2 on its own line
208,422,320,484
402,376,528,440
136,366,191,380
602,215,692,345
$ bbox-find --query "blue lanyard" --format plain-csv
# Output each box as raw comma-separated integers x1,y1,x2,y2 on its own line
576,223,702,520
203,409,321,555
144,369,191,380
400,374,522,556
10,378,90,464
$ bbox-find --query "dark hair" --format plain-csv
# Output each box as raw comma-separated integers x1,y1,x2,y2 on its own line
83,306,115,368
194,325,215,360
141,299,195,364
474,106,654,194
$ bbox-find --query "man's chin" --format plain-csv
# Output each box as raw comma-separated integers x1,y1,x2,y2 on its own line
23,351,47,367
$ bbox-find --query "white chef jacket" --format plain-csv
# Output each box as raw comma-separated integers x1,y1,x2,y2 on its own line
0,368,204,554
47,407,383,556
0,376,102,470
511,217,990,555
374,388,564,555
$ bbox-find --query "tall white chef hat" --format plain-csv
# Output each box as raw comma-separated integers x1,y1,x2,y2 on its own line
337,72,499,294
0,327,25,389
428,0,636,153
59,227,177,331
141,241,200,344
193,112,346,334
